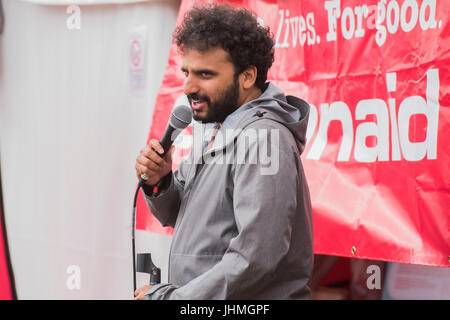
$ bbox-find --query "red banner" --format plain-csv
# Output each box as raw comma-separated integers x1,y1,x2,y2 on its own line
137,0,450,267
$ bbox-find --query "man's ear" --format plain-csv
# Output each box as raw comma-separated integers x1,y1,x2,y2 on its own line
239,66,258,89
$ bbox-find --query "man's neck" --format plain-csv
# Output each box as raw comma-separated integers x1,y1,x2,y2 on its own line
238,86,262,108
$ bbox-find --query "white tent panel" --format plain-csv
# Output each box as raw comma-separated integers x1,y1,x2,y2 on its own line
0,0,178,299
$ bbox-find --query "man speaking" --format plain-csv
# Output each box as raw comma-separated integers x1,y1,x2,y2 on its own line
134,4,313,300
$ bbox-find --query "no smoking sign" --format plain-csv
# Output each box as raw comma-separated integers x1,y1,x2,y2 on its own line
129,25,148,89
130,39,142,68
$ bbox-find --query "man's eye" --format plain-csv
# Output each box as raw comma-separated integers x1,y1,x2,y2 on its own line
200,72,212,78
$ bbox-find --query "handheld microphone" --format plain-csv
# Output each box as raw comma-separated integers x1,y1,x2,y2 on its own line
139,104,192,186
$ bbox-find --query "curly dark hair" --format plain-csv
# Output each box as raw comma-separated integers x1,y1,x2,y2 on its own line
174,4,274,91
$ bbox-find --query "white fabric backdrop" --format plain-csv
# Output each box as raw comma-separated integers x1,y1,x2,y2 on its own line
0,0,178,299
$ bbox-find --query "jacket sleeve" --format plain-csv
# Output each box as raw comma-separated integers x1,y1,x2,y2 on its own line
146,121,305,299
144,149,193,228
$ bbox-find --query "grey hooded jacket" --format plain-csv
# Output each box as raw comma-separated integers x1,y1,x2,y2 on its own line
144,82,313,299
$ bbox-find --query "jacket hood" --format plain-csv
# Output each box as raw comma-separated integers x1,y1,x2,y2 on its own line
237,82,310,154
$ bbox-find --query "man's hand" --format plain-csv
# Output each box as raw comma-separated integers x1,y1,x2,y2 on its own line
135,140,174,186
134,284,152,300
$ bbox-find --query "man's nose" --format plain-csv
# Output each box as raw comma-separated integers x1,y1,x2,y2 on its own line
183,75,199,96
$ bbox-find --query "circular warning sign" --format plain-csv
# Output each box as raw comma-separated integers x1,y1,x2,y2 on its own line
130,39,142,68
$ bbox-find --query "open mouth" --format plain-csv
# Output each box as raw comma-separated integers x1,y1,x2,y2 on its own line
191,99,207,111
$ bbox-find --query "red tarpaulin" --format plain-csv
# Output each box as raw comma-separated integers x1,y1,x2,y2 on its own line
137,0,450,267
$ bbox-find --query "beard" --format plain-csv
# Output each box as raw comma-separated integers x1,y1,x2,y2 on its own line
187,75,240,123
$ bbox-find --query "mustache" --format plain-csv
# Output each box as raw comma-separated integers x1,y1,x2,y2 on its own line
187,93,211,104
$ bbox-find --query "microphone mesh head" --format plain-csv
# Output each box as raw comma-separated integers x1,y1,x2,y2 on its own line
170,105,192,130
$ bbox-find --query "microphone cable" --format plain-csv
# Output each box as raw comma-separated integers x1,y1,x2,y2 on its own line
131,178,159,294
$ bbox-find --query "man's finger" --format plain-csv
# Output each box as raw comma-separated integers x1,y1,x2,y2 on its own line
136,164,156,176
137,155,162,171
147,151,165,167
150,139,164,155
137,154,158,169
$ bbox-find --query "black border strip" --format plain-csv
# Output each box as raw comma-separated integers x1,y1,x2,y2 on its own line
0,159,17,300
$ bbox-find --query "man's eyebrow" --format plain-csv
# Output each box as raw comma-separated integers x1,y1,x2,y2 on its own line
196,69,217,75
180,67,218,75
